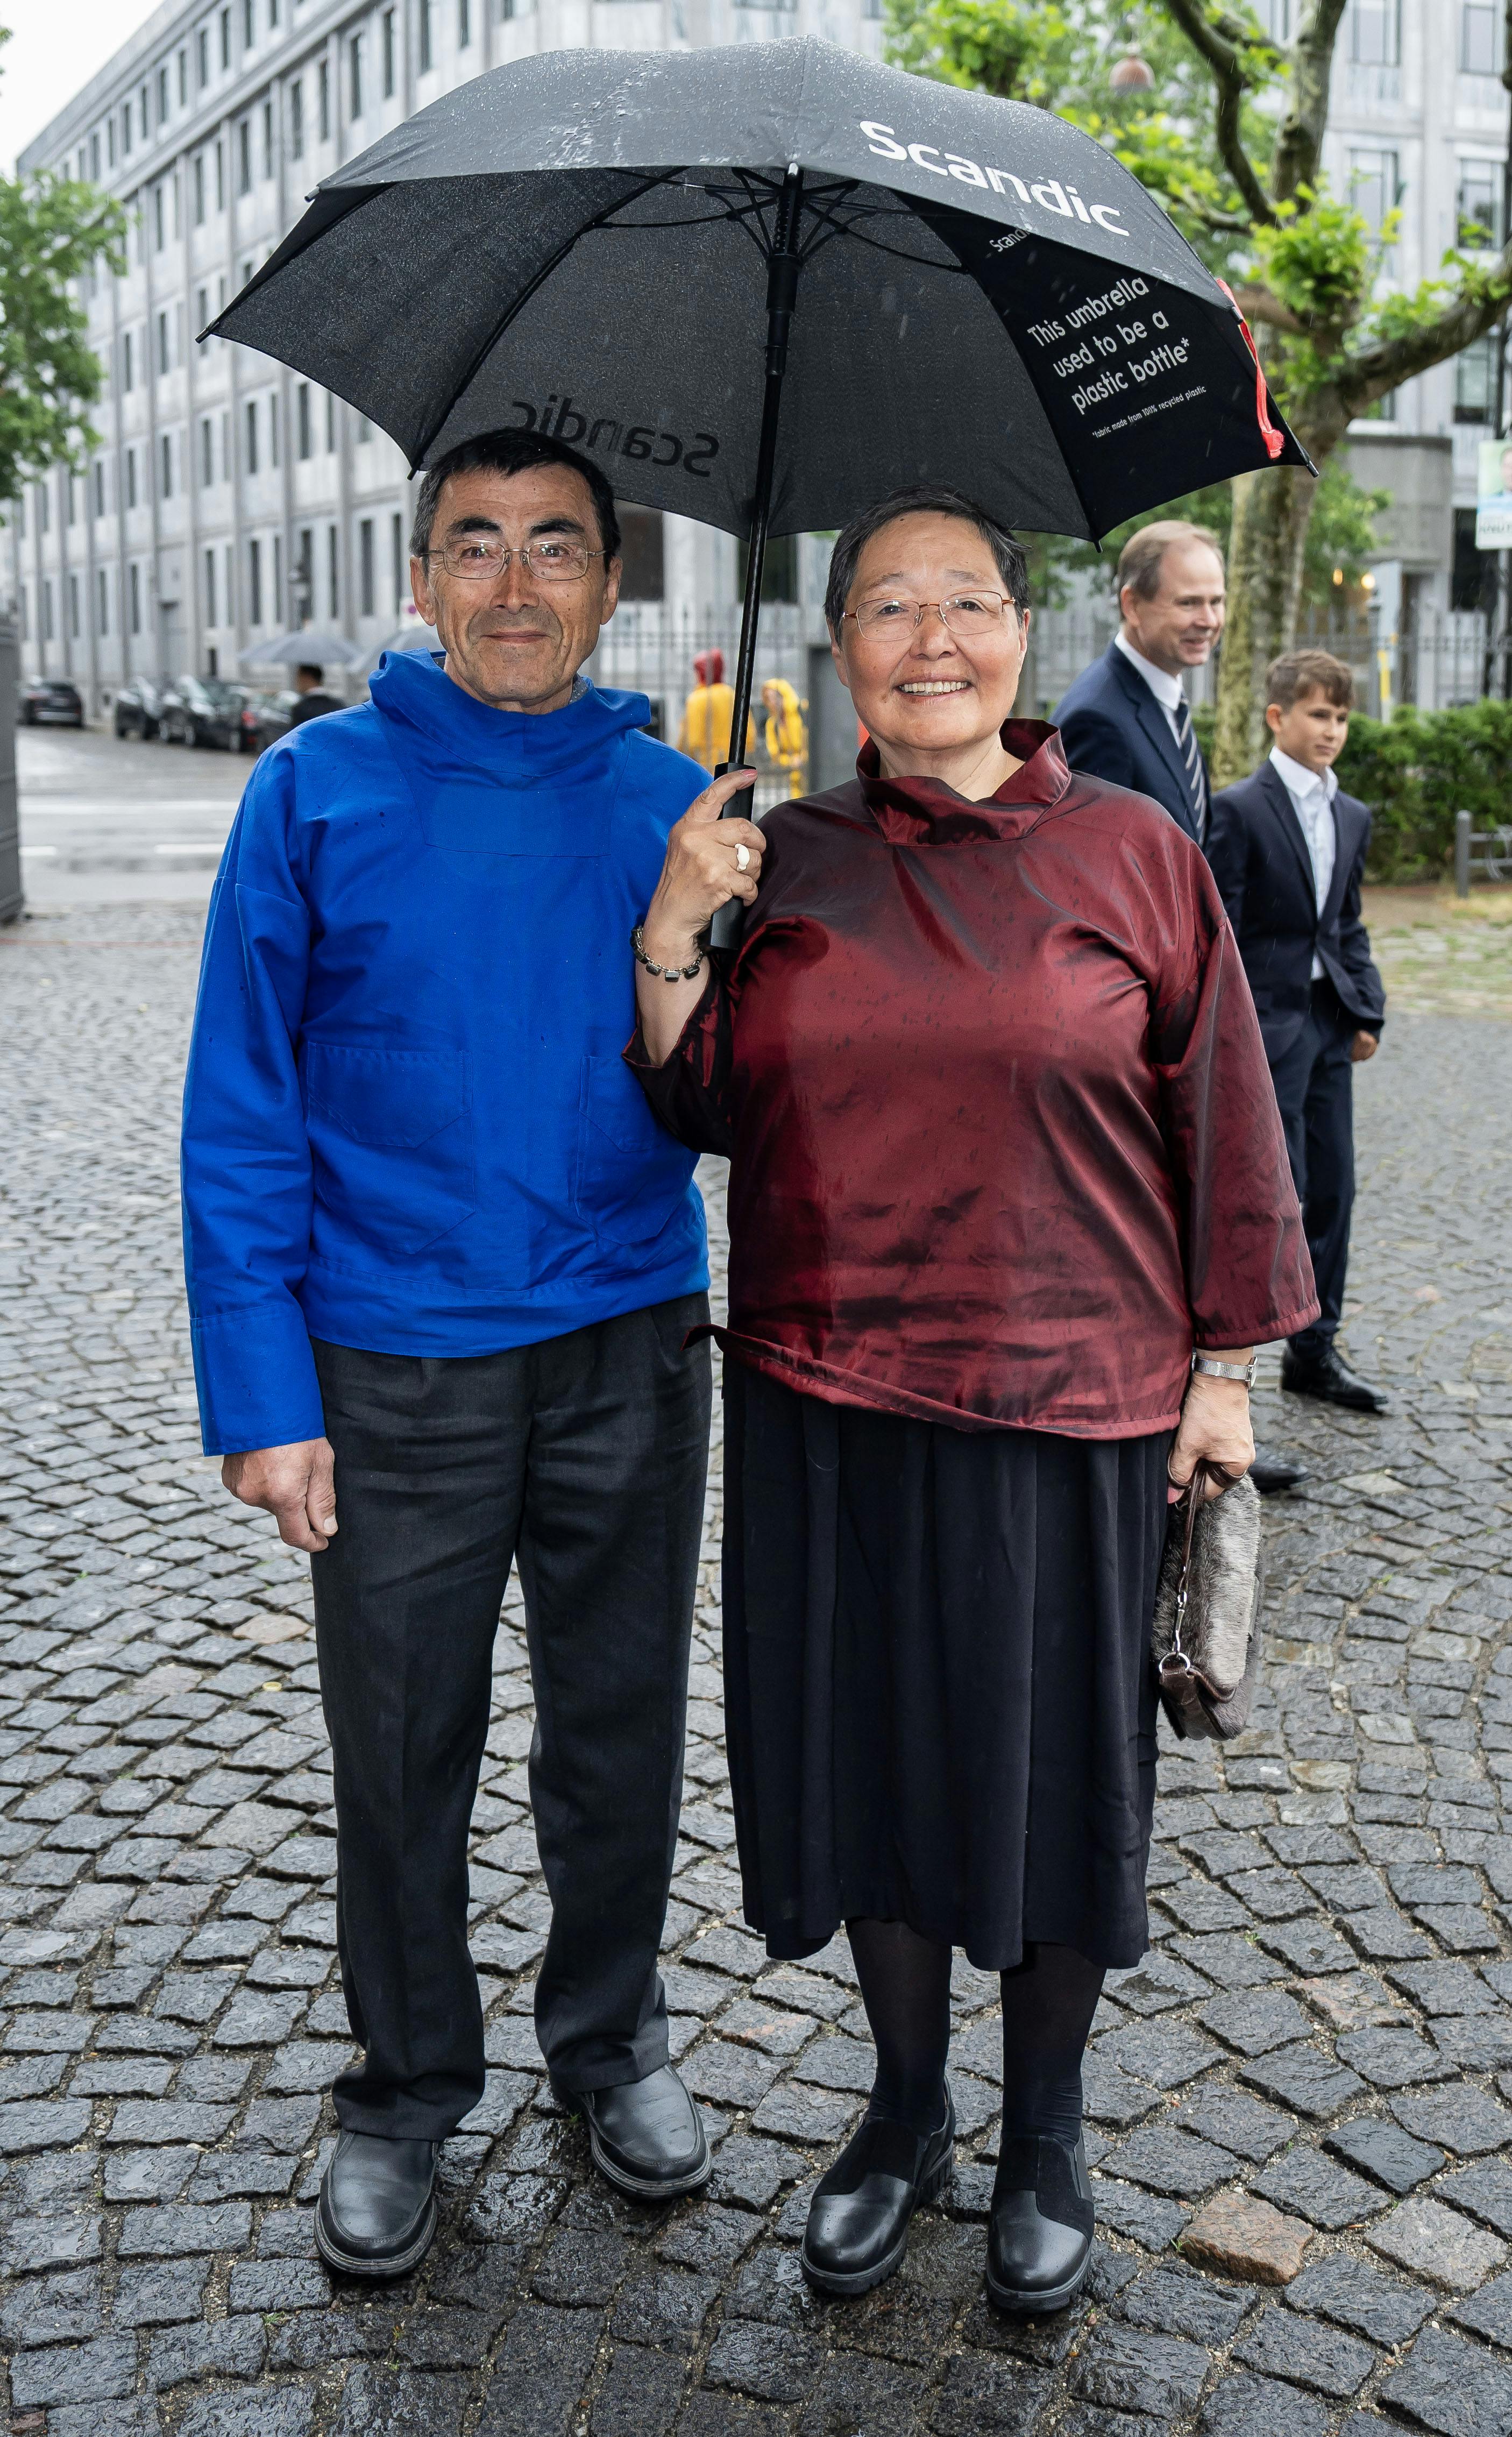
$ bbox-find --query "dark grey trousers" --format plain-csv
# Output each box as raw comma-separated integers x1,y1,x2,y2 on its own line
309,1295,712,2141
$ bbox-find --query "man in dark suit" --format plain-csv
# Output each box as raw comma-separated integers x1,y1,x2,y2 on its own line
1053,520,1225,845
1207,649,1387,1415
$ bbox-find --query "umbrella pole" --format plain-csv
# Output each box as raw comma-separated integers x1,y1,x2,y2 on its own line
709,162,804,952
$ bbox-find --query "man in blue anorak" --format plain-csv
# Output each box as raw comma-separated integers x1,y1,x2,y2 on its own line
181,429,760,2277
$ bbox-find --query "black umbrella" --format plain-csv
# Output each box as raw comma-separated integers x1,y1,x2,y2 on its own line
211,38,1305,795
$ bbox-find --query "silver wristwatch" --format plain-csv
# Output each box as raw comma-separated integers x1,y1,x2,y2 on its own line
1191,1352,1258,1388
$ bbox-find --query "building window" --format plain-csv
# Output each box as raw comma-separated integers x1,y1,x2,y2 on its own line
123,97,133,154
69,572,81,640
66,472,77,526
350,32,364,117
126,448,138,509
1454,332,1499,423
122,329,134,390
459,0,471,45
1348,0,1401,64
357,413,372,445
18,586,26,641
97,568,109,634
220,6,231,69
178,46,188,103
296,382,312,458
158,63,170,123
360,518,375,615
201,417,215,485
274,534,283,621
94,459,105,516
296,526,313,617
1462,1,1504,70
383,8,396,96
1347,147,1399,240
161,433,174,497
325,391,336,452
130,564,142,633
290,79,303,159
245,398,259,474
238,119,252,193
193,152,205,222
244,0,255,45
215,138,225,209
158,309,171,374
221,410,230,478
43,578,54,642
420,0,433,72
269,394,280,467
328,523,339,617
391,510,404,610
205,547,217,626
319,59,330,140
90,130,101,179
250,536,263,625
262,99,274,179
1459,159,1503,246
224,543,235,625
108,116,116,167
270,0,279,22
196,283,209,336
197,26,209,85
38,480,49,532
153,183,165,249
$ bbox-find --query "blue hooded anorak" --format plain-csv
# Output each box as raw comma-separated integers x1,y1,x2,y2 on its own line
181,649,710,1455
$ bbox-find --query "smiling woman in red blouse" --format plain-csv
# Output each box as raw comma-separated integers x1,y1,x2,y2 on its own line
628,487,1316,2316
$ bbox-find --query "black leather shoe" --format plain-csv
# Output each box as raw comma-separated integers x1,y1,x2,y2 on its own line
557,2065,710,2199
1250,1449,1309,1496
801,2091,955,2297
986,2135,1094,2315
1281,1348,1389,1413
315,2132,438,2278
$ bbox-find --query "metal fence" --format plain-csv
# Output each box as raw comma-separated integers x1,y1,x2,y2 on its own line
0,620,19,926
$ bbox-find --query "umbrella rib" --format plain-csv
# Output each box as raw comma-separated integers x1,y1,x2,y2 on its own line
407,167,682,469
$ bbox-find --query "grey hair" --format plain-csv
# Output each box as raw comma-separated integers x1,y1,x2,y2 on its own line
825,486,1031,630
409,429,621,564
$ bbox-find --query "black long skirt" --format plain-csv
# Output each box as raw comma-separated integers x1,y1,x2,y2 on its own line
721,1361,1172,1973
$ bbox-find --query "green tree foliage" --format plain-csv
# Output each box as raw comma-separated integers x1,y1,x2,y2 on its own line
0,27,127,504
885,0,1512,776
1336,702,1512,882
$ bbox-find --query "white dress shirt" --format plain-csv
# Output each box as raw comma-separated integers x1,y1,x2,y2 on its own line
1113,630,1186,746
1268,746,1337,979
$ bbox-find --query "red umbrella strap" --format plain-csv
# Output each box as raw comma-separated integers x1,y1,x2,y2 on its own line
1217,279,1284,463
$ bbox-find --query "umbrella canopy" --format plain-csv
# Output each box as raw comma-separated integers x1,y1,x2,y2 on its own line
238,629,362,669
210,39,1307,550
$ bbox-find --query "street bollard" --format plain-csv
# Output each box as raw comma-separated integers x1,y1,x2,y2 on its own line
1455,807,1471,899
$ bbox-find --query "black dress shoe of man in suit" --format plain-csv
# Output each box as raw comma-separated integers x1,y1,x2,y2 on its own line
315,2132,438,2278
555,2064,711,2199
986,2135,1095,2314
1281,1347,1390,1414
802,2091,956,2296
1250,1449,1309,1496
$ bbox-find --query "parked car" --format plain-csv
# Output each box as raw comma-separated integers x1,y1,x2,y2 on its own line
19,676,83,727
240,690,301,756
113,677,171,740
160,674,247,752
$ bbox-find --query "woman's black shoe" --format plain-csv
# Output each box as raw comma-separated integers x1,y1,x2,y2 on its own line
986,2134,1094,2314
801,2090,955,2297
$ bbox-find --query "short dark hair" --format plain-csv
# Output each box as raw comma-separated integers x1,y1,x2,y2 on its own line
296,662,323,684
1266,647,1354,712
409,429,621,565
1116,520,1224,603
825,486,1030,630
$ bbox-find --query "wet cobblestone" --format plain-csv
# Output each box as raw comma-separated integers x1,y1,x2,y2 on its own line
3,893,1512,2432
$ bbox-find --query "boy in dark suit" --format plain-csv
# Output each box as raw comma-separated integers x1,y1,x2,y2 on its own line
1207,650,1387,1414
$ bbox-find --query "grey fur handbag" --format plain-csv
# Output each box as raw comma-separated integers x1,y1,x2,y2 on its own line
1149,1460,1265,1741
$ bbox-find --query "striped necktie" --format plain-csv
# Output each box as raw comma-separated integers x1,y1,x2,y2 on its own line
1172,694,1207,841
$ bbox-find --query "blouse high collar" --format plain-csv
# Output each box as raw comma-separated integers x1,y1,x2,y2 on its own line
856,720,1072,847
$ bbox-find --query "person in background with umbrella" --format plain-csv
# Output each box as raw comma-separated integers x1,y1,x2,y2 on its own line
676,649,751,773
287,661,342,726
182,427,754,2281
629,486,1315,2314
761,676,808,799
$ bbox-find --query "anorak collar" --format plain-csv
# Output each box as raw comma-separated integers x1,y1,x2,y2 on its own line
856,720,1072,845
368,646,649,787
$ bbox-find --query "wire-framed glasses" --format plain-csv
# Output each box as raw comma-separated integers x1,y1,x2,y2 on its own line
844,592,1016,642
425,537,607,583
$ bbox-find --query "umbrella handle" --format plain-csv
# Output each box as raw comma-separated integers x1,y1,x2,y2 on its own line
709,163,805,955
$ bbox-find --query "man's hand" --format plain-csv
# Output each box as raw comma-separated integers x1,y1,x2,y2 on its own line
1351,1030,1379,1064
1168,1373,1254,1503
222,1439,338,1553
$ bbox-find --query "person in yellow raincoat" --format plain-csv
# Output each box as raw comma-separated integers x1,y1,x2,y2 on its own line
761,678,808,798
677,650,753,771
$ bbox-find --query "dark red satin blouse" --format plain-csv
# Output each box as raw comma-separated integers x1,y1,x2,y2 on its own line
628,723,1318,1439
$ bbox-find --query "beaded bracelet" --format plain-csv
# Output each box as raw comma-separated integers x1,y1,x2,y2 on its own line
633,924,706,983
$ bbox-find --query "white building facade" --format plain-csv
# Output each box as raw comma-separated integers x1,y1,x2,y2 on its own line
6,0,1504,706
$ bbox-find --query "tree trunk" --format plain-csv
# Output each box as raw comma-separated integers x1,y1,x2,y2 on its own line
1211,454,1328,785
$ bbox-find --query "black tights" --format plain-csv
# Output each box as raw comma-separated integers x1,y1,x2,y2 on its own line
846,1917,1104,2144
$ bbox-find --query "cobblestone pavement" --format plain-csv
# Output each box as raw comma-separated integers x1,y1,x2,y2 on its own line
3,892,1512,2437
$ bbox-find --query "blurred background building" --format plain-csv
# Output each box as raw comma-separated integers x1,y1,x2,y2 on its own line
3,0,1507,724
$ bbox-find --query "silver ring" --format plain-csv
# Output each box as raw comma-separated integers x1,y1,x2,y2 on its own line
734,843,751,872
